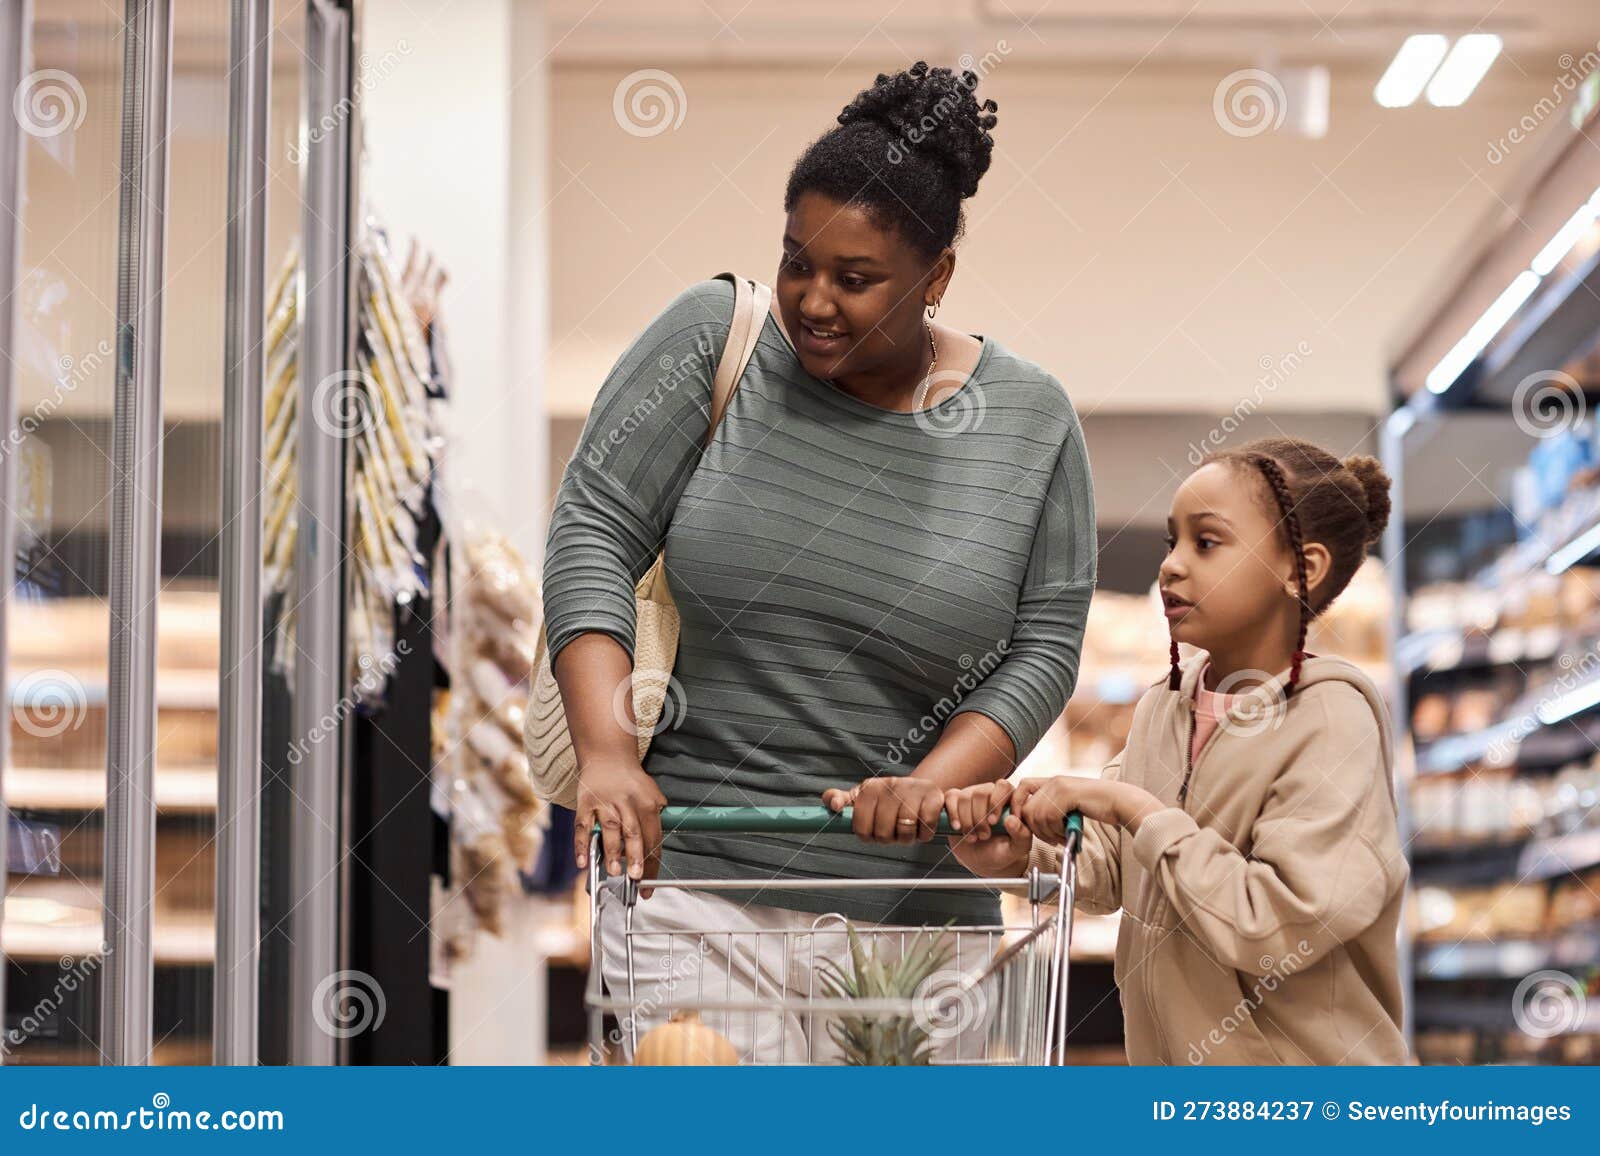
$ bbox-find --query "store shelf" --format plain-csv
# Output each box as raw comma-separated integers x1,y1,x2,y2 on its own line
4,762,218,813
1396,623,1567,679
4,1039,213,1067
1519,827,1600,880
1457,485,1600,609
1478,515,1600,587
1414,713,1600,775
6,669,219,710
1,912,213,966
1479,246,1600,407
1412,827,1600,886
1414,719,1525,773
2,877,212,966
1415,922,1600,980
1414,992,1600,1034
1411,837,1527,887
1388,127,1600,1064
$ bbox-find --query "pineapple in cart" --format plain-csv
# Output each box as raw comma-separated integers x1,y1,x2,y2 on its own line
816,924,956,1066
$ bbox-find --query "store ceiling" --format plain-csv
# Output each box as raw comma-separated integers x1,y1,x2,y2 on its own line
547,0,1600,66
33,1,1600,78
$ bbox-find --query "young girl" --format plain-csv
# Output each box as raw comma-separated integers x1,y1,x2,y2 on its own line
946,437,1409,1065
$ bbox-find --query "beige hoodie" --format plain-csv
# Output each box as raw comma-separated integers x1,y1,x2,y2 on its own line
1030,653,1409,1065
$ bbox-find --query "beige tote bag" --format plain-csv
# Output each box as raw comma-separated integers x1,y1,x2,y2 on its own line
525,273,773,808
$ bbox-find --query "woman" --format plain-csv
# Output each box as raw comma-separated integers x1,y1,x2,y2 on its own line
543,61,1096,1060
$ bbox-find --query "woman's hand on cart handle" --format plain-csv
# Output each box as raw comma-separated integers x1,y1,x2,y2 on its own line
821,775,945,844
573,755,667,891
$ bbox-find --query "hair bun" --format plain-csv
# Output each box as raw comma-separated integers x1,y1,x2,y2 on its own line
836,60,998,199
1343,454,1392,547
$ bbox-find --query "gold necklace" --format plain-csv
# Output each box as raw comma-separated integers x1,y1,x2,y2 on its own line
915,320,939,406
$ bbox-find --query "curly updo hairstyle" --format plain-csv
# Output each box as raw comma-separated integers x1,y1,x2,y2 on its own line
1167,437,1392,699
784,61,999,262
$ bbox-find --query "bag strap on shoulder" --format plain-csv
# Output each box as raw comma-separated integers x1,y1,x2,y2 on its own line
707,272,773,447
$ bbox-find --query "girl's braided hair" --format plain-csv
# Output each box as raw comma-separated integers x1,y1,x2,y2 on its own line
1168,437,1392,699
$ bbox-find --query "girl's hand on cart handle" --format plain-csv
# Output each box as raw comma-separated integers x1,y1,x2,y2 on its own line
1016,775,1163,841
943,779,1014,838
573,755,667,891
822,776,944,844
945,781,1031,878
819,781,860,817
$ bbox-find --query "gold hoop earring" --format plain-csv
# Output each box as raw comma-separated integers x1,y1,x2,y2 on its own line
926,300,940,319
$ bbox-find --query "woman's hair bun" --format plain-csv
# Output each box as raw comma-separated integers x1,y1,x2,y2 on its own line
1343,454,1393,547
836,60,998,199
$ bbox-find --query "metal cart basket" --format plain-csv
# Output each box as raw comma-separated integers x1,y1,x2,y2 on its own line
585,805,1082,1066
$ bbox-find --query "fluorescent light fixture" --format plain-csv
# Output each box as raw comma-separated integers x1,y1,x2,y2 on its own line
1285,65,1331,139
1426,34,1502,107
1424,270,1542,393
1531,202,1600,276
1545,521,1600,575
1375,34,1449,108
1536,674,1600,725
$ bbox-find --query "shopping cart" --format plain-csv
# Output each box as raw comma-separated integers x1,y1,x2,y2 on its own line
585,804,1082,1066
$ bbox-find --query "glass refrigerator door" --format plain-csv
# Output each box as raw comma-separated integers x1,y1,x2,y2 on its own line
2,0,124,1065
3,0,357,1067
255,0,311,1067
144,0,232,1066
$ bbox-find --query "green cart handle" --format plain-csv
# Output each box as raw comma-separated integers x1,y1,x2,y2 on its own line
588,804,1083,838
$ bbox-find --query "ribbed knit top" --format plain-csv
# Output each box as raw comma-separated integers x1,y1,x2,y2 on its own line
543,277,1097,925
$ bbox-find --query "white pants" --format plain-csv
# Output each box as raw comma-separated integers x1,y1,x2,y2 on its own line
595,882,998,1065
